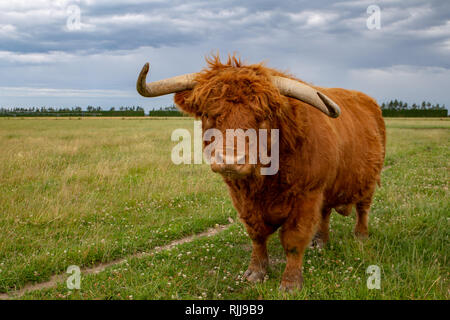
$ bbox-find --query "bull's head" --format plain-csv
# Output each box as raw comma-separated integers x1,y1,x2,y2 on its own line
137,56,341,178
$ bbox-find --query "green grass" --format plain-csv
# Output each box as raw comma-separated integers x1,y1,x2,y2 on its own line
0,118,232,292
0,117,448,299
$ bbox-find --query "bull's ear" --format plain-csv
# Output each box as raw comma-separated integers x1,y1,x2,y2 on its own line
174,90,199,116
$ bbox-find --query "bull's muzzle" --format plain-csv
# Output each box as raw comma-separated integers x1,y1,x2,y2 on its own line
210,149,254,177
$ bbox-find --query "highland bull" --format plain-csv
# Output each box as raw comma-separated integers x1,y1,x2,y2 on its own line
137,56,386,291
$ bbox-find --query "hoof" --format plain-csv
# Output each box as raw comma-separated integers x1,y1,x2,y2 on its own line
244,268,266,283
279,272,303,292
354,230,368,240
279,279,303,292
310,233,327,249
310,237,325,249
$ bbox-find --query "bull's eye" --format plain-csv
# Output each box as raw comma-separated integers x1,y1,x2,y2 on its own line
204,114,215,129
203,113,209,118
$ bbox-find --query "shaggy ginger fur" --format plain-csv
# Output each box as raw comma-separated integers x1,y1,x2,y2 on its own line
174,55,386,291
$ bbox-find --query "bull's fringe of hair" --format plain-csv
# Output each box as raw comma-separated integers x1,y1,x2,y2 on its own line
205,53,244,69
177,53,307,152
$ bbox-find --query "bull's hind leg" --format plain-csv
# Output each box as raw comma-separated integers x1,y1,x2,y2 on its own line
243,221,275,283
354,197,373,239
279,193,321,291
311,207,331,248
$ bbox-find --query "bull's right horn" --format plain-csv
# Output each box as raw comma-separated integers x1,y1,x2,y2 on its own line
271,76,341,118
137,62,198,97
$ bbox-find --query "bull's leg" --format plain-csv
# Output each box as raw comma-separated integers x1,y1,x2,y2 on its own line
244,238,269,282
354,198,372,239
243,222,274,283
279,193,321,291
311,207,331,248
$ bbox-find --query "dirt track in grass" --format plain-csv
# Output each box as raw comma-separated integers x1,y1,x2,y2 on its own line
0,224,231,300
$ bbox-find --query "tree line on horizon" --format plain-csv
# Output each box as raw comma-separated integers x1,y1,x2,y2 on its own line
380,100,447,117
381,100,446,111
0,105,145,117
0,105,144,112
0,101,447,117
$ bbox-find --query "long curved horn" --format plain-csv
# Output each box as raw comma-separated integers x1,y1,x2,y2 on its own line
271,76,341,118
137,63,198,97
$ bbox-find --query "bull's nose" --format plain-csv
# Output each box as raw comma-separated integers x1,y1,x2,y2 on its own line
210,149,253,177
210,163,253,177
215,150,246,165
211,163,234,173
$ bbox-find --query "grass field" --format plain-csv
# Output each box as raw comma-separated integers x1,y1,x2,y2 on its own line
0,117,448,300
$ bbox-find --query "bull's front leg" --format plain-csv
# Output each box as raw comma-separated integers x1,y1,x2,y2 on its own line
244,238,269,282
279,192,322,291
242,216,275,283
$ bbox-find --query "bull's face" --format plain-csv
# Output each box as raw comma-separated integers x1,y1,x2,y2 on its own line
199,101,276,178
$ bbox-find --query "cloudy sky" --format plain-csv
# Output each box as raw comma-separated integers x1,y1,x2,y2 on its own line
0,0,449,110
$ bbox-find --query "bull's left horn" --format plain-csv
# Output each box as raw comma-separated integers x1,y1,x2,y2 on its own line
271,76,341,118
137,62,198,97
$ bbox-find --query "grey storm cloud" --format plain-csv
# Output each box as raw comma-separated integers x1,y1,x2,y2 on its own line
0,0,449,109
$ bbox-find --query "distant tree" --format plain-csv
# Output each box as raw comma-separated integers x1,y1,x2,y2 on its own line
393,99,399,110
